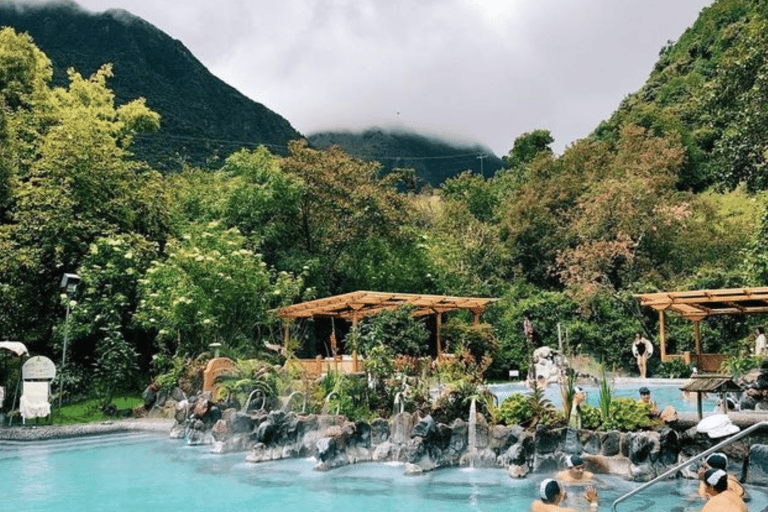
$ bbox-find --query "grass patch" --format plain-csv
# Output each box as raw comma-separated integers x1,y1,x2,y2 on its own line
51,395,143,425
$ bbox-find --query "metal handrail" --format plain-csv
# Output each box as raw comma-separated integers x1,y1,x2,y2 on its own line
611,420,768,512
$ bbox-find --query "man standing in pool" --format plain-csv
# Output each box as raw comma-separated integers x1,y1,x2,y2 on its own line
556,454,595,483
631,332,654,378
530,479,599,512
699,468,747,512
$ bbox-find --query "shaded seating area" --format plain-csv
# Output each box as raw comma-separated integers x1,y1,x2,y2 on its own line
679,373,741,419
276,291,497,377
635,287,768,372
19,355,56,424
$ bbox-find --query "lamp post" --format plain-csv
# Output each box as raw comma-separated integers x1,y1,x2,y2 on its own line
58,273,80,409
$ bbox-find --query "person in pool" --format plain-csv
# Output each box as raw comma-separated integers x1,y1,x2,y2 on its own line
697,452,745,501
530,479,599,512
699,468,747,512
556,454,595,483
638,387,660,416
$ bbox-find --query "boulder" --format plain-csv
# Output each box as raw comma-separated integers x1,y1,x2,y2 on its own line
534,424,562,454
746,444,768,485
316,437,336,462
412,415,437,440
600,431,621,457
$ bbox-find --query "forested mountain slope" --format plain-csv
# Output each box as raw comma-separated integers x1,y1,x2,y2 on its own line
309,128,503,188
594,0,768,192
0,0,302,170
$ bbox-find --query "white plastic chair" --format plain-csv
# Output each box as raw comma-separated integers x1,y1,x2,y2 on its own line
20,381,51,423
19,356,56,424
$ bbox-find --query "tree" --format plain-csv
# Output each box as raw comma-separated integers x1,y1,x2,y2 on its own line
280,140,408,293
0,30,168,350
135,221,304,357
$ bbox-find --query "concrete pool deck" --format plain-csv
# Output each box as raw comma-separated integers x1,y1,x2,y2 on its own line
0,418,175,441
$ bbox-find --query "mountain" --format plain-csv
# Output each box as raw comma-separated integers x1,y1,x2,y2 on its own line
593,0,768,192
308,128,503,188
0,0,302,170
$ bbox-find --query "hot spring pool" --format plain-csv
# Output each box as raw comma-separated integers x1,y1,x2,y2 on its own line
1,432,766,512
488,380,716,414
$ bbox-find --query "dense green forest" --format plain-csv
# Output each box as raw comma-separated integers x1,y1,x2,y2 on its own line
3,0,768,402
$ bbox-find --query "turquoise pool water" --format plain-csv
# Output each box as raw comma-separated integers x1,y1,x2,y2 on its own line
1,433,766,512
488,381,716,413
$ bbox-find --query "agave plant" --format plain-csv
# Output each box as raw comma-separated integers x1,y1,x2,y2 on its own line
214,359,277,411
559,367,577,425
598,365,612,426
527,381,556,427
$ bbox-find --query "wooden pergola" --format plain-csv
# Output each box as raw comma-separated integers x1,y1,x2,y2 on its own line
635,287,768,371
276,290,498,363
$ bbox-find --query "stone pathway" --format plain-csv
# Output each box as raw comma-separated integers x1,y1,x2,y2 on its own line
0,418,174,441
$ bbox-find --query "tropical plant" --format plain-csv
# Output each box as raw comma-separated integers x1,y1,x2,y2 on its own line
560,367,577,426
720,355,764,379
214,359,279,411
598,365,612,426
602,397,652,431
496,383,556,428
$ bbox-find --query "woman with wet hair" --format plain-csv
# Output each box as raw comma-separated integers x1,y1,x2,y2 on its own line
529,479,598,512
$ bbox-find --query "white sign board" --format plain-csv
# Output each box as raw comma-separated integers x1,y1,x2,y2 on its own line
508,370,520,378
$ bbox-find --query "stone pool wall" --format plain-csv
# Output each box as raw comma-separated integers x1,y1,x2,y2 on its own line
169,406,768,483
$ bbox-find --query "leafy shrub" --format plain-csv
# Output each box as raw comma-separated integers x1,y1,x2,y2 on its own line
497,393,530,426
430,378,479,425
579,403,603,429
655,359,694,378
721,355,764,379
496,384,556,428
351,304,430,358
602,397,652,431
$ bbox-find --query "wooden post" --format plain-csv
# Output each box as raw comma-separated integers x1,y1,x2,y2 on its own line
436,312,443,359
472,310,480,326
659,310,667,362
697,392,703,420
283,320,290,354
352,314,359,373
693,321,702,369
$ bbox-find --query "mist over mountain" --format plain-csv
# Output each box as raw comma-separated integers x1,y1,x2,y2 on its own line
0,0,302,170
308,128,503,187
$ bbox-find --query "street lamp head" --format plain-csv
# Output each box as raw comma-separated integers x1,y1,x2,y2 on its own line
60,273,81,295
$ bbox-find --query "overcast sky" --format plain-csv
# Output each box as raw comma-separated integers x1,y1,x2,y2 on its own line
71,0,713,156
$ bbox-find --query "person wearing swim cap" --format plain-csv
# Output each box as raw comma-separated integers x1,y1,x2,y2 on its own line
530,478,599,512
700,468,747,512
697,452,745,500
556,454,595,483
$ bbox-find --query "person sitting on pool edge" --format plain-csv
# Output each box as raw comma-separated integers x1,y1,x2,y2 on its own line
530,479,599,512
638,387,660,417
699,468,747,512
697,452,746,501
556,454,595,483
